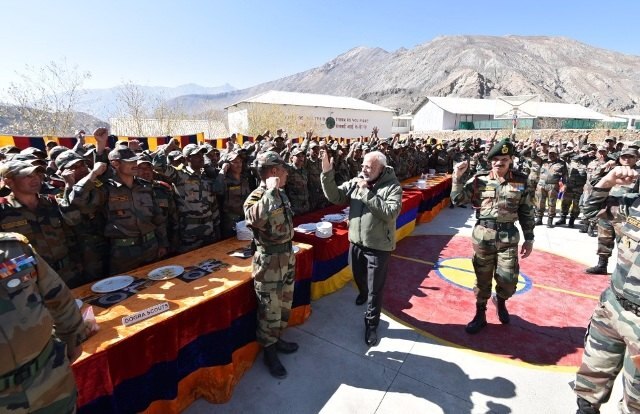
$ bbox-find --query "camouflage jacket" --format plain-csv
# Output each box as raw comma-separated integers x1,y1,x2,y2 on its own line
70,175,169,247
285,165,310,216
566,154,591,187
452,169,535,241
244,186,294,247
153,180,180,248
346,156,362,179
305,157,323,196
0,194,77,266
0,233,84,375
215,172,253,219
538,159,567,185
584,187,640,304
153,149,220,226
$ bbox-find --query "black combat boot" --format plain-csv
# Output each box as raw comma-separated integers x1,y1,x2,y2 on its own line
578,222,589,233
534,217,543,226
492,295,510,324
276,338,299,354
554,216,567,226
568,217,576,228
588,223,597,237
585,257,608,275
547,217,555,228
576,397,600,414
465,303,487,334
365,325,379,346
263,344,287,379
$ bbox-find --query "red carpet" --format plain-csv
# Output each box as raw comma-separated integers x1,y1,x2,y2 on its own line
384,235,610,367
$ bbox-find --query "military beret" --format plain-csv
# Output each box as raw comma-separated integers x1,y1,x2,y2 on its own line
486,139,515,159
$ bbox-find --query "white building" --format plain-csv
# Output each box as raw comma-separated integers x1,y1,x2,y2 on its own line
226,90,394,138
411,96,620,132
110,117,228,139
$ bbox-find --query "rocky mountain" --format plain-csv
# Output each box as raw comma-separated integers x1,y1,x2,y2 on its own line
77,83,236,120
168,35,640,115
0,104,108,136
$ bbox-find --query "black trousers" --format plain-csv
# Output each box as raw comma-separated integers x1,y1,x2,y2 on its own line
350,243,391,328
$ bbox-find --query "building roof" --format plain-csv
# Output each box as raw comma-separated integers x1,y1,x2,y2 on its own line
416,96,613,120
226,90,394,112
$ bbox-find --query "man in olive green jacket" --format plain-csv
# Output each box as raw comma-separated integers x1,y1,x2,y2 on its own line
321,150,402,346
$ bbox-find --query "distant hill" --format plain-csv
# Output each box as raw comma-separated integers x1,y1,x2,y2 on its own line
76,83,236,119
0,104,108,136
167,35,640,116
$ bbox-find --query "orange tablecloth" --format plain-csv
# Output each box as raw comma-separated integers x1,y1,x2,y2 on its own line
72,239,312,413
401,175,452,223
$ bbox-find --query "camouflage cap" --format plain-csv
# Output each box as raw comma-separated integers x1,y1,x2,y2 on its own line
108,147,141,161
619,147,639,158
255,150,286,167
604,136,616,143
137,153,153,165
597,145,608,152
55,150,85,170
20,147,47,159
183,144,207,157
48,145,68,161
0,145,21,154
547,147,559,154
201,143,215,153
291,147,305,156
0,160,45,179
486,138,515,159
309,141,319,148
629,140,640,150
167,150,184,161
224,150,240,162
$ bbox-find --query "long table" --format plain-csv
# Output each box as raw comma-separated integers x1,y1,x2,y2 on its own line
71,239,313,413
401,174,452,223
292,190,422,300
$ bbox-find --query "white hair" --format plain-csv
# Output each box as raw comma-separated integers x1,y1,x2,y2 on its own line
364,151,387,167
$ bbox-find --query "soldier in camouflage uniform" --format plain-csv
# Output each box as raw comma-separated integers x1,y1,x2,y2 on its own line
557,147,591,227
215,150,253,239
55,150,109,285
451,139,535,335
136,155,180,254
346,144,364,179
305,141,327,210
574,164,640,414
0,161,82,288
0,232,84,413
284,147,310,216
535,147,567,228
70,147,169,275
585,148,639,275
580,146,611,235
153,143,221,252
244,151,298,379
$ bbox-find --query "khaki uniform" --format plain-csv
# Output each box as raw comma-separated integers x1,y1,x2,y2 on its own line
152,181,180,255
561,154,590,219
244,186,295,347
305,156,326,210
575,187,640,413
452,170,535,304
0,233,84,413
69,176,168,275
215,173,253,239
0,194,81,288
153,149,221,252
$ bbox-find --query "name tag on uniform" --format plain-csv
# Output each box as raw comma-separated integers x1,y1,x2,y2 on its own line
228,185,241,191
271,207,284,216
627,216,640,230
1,220,28,230
480,189,496,198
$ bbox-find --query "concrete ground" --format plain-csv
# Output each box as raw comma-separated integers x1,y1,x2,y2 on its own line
186,207,622,414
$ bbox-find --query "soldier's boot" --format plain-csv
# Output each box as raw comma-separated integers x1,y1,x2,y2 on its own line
534,217,543,226
492,295,510,324
578,222,589,233
554,215,567,226
263,344,287,379
276,338,299,354
465,303,487,334
547,217,555,228
588,223,597,237
576,397,600,414
568,217,576,228
585,257,608,275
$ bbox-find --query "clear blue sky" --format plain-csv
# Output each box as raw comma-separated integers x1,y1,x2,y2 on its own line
3,0,639,90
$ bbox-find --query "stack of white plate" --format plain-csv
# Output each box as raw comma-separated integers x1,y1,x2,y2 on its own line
322,214,347,223
235,220,253,240
316,222,332,238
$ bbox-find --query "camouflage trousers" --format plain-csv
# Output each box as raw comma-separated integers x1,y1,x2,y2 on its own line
0,339,77,414
597,219,616,259
78,235,108,287
178,219,221,254
109,238,158,275
252,251,296,347
535,183,560,218
560,185,584,218
575,288,640,413
471,223,520,304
